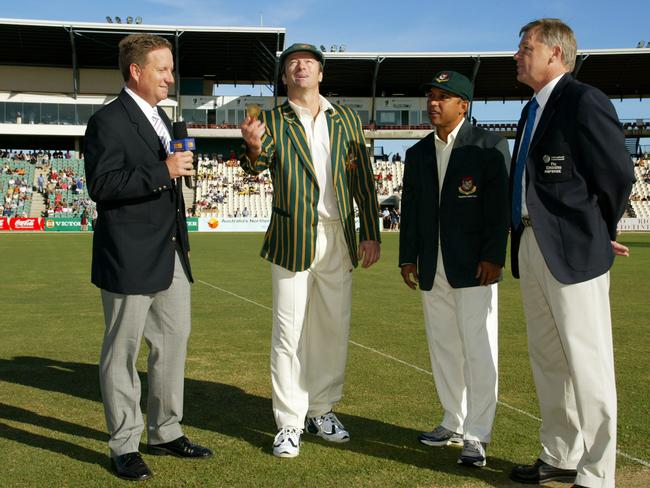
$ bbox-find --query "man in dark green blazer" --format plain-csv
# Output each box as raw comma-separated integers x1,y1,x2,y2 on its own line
240,43,381,458
399,71,510,468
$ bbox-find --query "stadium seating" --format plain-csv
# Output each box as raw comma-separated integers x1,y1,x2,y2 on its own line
194,158,273,218
44,158,95,218
194,157,405,218
374,160,404,198
4,151,648,224
630,161,650,218
1,158,36,217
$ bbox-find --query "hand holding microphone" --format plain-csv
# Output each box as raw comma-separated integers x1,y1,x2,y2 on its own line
166,121,196,188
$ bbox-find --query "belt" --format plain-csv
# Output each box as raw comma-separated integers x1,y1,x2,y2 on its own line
318,218,341,227
522,216,533,227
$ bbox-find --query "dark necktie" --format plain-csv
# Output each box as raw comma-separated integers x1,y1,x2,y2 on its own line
511,98,539,228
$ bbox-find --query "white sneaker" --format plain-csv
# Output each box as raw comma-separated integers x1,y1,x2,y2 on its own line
457,439,487,467
305,411,350,443
418,425,463,447
273,427,302,458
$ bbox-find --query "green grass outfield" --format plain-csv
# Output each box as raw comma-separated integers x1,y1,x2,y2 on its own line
0,232,648,487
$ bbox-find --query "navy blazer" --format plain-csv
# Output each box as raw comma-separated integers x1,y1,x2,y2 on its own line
84,90,192,294
399,121,510,290
509,74,635,285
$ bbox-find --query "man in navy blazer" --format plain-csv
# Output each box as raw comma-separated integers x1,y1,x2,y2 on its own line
85,33,211,481
508,19,634,488
399,71,510,468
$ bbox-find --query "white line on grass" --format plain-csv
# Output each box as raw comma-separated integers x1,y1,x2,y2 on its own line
198,278,650,468
348,340,543,421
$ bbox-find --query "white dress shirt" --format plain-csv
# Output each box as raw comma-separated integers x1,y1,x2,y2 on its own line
518,73,565,218
124,87,171,145
434,117,465,199
289,96,338,221
434,117,465,248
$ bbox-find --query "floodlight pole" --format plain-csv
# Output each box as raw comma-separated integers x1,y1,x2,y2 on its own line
468,56,481,121
273,33,281,106
174,31,184,121
66,27,80,100
370,56,385,126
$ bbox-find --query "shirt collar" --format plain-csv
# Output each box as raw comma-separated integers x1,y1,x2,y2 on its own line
533,73,565,112
434,117,465,146
124,86,160,120
288,95,334,119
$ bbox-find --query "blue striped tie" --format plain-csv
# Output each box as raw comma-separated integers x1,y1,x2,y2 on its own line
511,98,539,228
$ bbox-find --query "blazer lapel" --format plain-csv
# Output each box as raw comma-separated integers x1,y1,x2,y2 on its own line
512,104,528,160
157,106,173,139
421,132,439,196
326,107,344,185
443,121,471,189
528,73,571,152
118,90,165,158
281,102,317,181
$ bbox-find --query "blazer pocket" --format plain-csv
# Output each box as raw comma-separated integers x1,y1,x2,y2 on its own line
272,206,291,218
534,146,573,183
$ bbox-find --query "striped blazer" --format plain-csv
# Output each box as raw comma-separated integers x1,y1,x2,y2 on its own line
240,101,380,272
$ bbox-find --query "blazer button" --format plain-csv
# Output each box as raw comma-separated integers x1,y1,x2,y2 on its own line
172,236,176,241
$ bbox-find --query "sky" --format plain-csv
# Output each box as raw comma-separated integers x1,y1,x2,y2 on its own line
0,0,648,154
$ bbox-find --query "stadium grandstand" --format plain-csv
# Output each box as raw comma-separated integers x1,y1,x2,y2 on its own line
629,154,650,217
0,18,649,227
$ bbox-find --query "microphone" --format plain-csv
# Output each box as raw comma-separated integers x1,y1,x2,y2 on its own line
170,121,196,188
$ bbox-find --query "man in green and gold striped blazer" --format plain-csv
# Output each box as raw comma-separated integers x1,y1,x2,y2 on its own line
240,43,380,458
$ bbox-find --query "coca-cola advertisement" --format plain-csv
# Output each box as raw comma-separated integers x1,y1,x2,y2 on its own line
8,217,45,231
0,217,9,231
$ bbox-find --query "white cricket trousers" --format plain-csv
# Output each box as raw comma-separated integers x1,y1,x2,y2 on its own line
519,227,616,488
270,220,353,429
421,250,499,443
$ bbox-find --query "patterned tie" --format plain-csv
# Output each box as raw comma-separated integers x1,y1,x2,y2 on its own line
511,98,539,228
151,110,171,155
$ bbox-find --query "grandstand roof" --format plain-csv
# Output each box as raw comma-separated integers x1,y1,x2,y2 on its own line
0,18,285,85
280,49,650,101
1,18,649,101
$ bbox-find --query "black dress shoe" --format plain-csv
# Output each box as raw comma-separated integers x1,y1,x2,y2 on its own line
510,458,577,484
111,452,153,481
147,435,213,458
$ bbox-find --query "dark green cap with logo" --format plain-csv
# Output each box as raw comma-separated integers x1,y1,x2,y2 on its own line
279,43,325,71
421,70,473,101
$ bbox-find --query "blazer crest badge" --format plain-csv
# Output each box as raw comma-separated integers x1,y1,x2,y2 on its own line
458,176,477,196
345,155,359,171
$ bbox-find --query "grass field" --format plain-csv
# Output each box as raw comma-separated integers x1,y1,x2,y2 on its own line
0,232,648,487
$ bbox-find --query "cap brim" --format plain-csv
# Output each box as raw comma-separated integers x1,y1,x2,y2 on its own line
420,82,469,100
279,48,324,69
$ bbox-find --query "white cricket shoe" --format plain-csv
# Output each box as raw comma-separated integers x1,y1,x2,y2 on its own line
273,426,302,458
305,411,350,443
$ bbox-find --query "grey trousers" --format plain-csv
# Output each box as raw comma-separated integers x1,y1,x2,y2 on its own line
99,251,191,457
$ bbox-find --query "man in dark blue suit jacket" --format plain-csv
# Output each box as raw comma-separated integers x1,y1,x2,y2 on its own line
85,33,211,481
399,71,510,468
508,19,634,488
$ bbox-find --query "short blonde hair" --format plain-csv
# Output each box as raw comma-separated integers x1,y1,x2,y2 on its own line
118,34,172,82
519,18,577,71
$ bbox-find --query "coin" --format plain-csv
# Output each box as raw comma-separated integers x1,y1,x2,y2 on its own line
246,104,261,120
